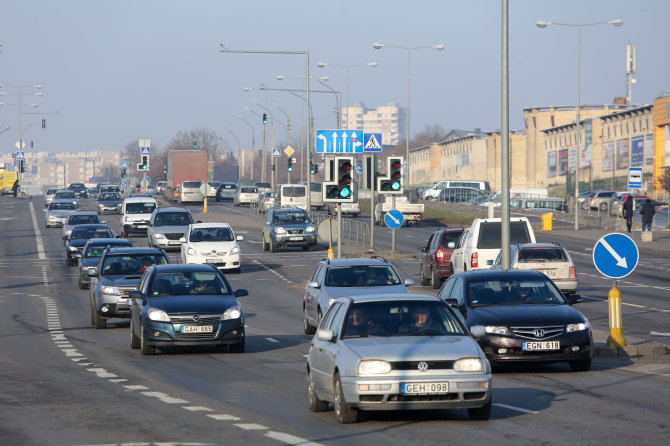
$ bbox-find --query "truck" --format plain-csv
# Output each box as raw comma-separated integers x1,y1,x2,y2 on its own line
0,170,18,195
374,195,424,226
164,150,208,203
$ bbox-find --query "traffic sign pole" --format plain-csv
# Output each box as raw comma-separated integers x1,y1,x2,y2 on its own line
607,279,626,347
391,195,396,253
337,205,342,259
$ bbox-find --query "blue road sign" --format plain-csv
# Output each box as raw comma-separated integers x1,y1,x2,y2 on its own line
628,167,642,188
15,151,25,159
272,148,281,157
315,129,364,153
384,209,404,229
144,176,151,184
141,147,150,155
120,161,128,168
592,233,639,279
363,133,383,152
121,182,128,189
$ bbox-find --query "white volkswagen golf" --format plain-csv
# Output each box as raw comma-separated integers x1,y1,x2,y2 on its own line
180,223,243,273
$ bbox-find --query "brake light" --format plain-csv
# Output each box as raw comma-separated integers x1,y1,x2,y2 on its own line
569,266,576,278
436,249,445,262
471,252,478,269
265,198,271,202
357,203,361,209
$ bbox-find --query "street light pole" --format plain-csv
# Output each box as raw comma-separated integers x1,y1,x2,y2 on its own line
537,19,623,231
251,99,276,188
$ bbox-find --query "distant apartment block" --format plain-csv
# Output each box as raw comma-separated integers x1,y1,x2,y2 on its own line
341,102,406,146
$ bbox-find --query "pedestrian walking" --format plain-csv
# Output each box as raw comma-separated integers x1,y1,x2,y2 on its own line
11,179,19,198
640,199,655,231
622,196,633,233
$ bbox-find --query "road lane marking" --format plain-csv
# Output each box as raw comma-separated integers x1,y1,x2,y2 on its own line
493,403,538,414
266,431,325,446
141,391,189,404
28,202,46,260
183,406,214,412
266,338,279,343
235,423,268,430
207,414,241,421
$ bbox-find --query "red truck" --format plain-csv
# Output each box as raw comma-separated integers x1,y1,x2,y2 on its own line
164,150,208,202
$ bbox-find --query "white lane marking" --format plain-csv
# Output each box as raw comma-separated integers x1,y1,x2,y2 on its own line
493,403,538,414
650,331,670,337
28,202,46,260
266,431,326,446
124,385,150,391
247,240,262,244
87,368,119,379
207,414,241,421
581,273,670,291
235,423,268,430
141,391,189,404
266,338,279,343
183,406,214,412
252,259,293,284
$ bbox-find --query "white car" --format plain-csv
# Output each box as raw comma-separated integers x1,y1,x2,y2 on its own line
180,223,243,273
234,186,259,206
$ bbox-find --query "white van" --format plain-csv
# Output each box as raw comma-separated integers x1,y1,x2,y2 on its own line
179,180,204,204
423,180,491,200
120,196,158,237
482,188,549,207
278,184,308,211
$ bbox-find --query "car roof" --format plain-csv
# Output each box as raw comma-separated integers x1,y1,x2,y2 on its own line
51,198,77,204
321,256,392,266
71,224,111,229
123,196,157,203
512,242,564,249
457,269,549,281
105,247,166,255
152,264,220,273
189,222,231,229
69,210,98,215
154,206,191,213
339,293,441,304
85,238,131,246
271,208,307,214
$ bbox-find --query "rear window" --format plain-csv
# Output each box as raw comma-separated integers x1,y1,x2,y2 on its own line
282,187,306,197
125,202,156,214
440,231,463,246
220,184,236,190
241,187,258,193
182,181,202,188
254,183,271,189
518,247,567,262
477,221,531,249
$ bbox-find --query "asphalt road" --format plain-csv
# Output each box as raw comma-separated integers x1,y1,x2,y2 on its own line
1,195,669,446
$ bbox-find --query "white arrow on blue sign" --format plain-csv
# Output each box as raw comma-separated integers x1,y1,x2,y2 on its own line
121,182,128,189
592,233,639,279
384,209,404,229
315,129,364,153
144,176,151,184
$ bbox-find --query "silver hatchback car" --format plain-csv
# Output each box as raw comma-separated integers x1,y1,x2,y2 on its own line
306,294,492,423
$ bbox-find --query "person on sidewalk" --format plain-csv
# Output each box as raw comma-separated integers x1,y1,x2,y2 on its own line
11,179,19,198
640,199,655,232
622,196,633,233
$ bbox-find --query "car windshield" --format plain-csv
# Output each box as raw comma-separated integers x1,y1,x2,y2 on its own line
468,278,567,307
71,227,113,240
100,193,121,200
342,301,465,338
68,215,100,225
101,186,120,193
85,242,131,258
149,271,230,296
189,227,234,242
50,203,76,210
101,254,169,276
126,202,156,214
324,265,401,287
154,212,193,226
46,189,57,195
273,211,309,225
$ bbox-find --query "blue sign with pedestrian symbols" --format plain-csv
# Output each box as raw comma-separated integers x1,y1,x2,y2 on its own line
592,233,639,279
384,209,404,229
363,133,383,152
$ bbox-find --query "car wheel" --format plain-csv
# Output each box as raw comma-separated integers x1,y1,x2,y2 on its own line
431,268,441,290
140,323,156,355
309,243,317,251
230,337,245,353
92,304,106,329
130,317,140,349
262,237,269,251
89,295,95,326
569,358,591,372
270,241,277,253
302,245,309,251
599,202,608,211
334,373,358,423
420,269,430,287
303,307,316,335
308,372,329,412
78,278,88,290
468,400,492,420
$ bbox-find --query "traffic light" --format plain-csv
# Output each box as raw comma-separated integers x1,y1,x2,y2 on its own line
18,160,26,173
287,157,293,172
121,167,127,179
262,113,267,124
323,156,354,202
139,155,149,171
377,156,403,194
193,140,197,149
310,163,319,174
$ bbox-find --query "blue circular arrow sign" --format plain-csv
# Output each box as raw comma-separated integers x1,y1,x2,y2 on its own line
384,209,404,229
592,233,639,279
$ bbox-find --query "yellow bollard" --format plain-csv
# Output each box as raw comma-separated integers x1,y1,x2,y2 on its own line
327,247,334,260
607,280,627,347
541,212,553,231
203,196,208,214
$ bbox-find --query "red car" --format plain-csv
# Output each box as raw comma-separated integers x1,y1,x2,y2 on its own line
419,228,464,289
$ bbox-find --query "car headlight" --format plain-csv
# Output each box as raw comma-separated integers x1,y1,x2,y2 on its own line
566,321,589,332
67,245,79,252
231,246,240,255
358,360,391,375
82,266,96,272
124,216,131,222
66,230,73,236
274,226,286,234
305,225,315,233
485,326,510,335
454,358,485,372
153,234,165,239
186,247,196,256
148,307,170,322
223,305,242,320
101,286,120,295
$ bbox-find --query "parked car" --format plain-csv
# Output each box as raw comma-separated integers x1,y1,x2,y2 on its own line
44,199,78,228
257,190,275,212
89,247,170,329
215,182,237,201
438,269,592,371
306,294,492,423
302,256,414,335
96,192,124,215
492,242,577,294
62,211,102,241
262,208,317,252
419,228,465,289
67,182,89,198
129,264,248,355
234,186,259,206
78,237,133,289
64,224,115,266
611,193,649,217
588,190,616,211
180,223,243,273
578,190,596,210
147,207,194,250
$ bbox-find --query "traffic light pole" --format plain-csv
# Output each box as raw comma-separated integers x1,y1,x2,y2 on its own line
337,205,342,259
391,195,396,253
369,190,375,252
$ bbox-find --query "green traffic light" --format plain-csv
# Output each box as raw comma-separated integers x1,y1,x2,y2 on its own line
288,166,293,172
339,187,351,198
391,181,401,191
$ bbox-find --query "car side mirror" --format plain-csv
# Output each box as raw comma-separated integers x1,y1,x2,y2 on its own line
403,278,415,286
234,288,248,298
568,294,583,305
470,325,486,338
62,235,68,240
444,298,459,308
86,269,98,277
307,281,320,289
447,241,456,248
236,235,244,241
316,329,335,342
129,290,143,301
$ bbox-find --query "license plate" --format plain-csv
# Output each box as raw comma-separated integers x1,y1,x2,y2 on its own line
181,325,213,333
206,258,225,263
289,236,303,241
401,382,449,394
136,224,148,229
537,269,557,277
523,341,560,351
168,241,181,245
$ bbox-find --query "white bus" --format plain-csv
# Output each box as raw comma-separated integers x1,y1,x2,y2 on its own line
423,180,491,200
278,184,308,211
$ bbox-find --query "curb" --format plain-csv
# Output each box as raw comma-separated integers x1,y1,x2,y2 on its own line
594,343,670,357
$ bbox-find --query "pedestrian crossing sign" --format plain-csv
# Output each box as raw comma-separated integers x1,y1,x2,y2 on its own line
363,133,383,152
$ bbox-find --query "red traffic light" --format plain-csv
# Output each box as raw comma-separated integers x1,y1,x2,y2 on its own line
339,161,352,172
390,160,401,170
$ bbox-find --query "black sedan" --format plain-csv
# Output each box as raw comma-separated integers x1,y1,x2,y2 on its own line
129,264,248,355
437,269,592,371
64,224,115,266
96,192,124,214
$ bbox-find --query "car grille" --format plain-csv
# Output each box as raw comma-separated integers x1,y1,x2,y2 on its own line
391,360,455,371
170,314,221,324
118,287,136,298
287,229,304,235
510,325,564,340
164,233,183,241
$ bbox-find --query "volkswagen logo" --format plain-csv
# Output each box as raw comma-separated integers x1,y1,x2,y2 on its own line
193,315,200,322
417,361,429,372
534,328,545,338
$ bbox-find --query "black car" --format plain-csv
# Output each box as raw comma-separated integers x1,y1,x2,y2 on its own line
78,238,133,289
419,228,464,289
68,182,89,198
96,192,124,214
437,269,592,371
64,224,115,266
129,264,248,355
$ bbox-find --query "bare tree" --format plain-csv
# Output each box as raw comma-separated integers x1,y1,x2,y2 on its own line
166,127,223,161
658,167,670,194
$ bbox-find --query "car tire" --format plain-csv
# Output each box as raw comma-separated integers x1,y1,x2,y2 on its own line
431,268,441,290
78,278,88,290
270,241,277,253
140,323,156,355
130,317,140,349
303,307,316,335
569,358,591,372
309,243,317,251
262,237,269,252
230,337,245,353
302,245,309,251
468,400,492,420
308,372,329,412
93,305,106,329
89,295,95,326
420,269,430,287
450,263,455,276
334,373,358,424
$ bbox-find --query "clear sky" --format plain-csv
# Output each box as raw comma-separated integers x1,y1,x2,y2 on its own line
1,0,668,154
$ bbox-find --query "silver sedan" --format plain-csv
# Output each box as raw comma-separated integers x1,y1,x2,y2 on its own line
306,294,492,423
